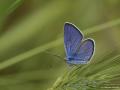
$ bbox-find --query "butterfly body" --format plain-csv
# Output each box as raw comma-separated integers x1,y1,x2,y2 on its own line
64,22,95,64
66,56,88,64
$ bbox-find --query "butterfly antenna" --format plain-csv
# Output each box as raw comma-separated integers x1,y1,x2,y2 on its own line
44,50,65,60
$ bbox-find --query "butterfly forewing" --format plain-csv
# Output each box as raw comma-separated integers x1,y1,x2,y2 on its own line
64,23,83,59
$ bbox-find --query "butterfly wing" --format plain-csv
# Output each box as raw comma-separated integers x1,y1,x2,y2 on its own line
64,22,83,59
68,39,94,64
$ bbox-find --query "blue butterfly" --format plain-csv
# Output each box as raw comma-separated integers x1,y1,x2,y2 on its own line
64,22,95,64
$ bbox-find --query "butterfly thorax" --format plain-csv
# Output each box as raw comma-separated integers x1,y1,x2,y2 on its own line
67,57,74,60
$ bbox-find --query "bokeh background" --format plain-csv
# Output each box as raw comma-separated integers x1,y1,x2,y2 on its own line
0,0,120,90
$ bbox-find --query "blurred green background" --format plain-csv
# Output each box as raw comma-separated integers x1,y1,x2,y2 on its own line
0,0,120,90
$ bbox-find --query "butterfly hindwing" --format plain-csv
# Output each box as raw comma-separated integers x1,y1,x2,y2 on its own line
72,39,95,64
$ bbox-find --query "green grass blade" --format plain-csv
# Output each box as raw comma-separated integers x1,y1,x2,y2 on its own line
0,0,69,54
84,18,120,35
0,0,23,30
0,38,62,70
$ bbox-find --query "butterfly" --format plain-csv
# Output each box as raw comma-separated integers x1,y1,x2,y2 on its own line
64,22,95,64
